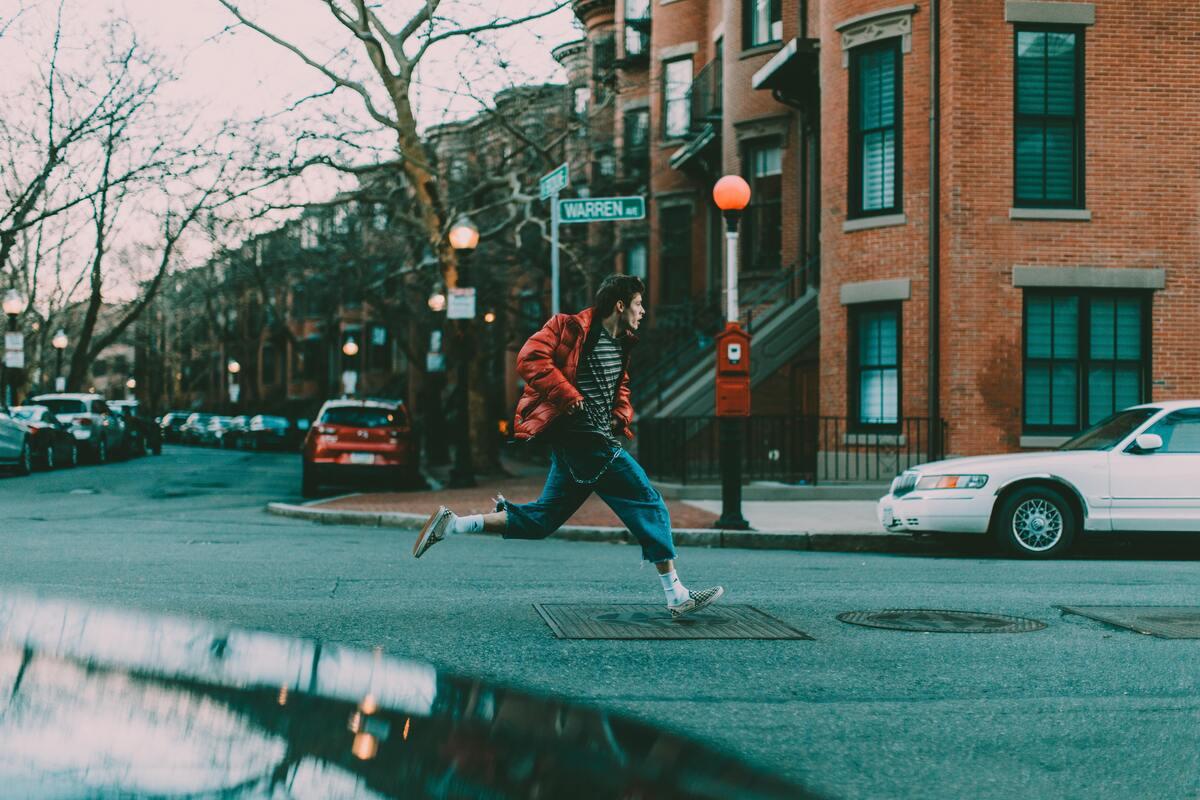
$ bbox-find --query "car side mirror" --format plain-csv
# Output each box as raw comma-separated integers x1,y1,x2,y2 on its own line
1133,433,1163,453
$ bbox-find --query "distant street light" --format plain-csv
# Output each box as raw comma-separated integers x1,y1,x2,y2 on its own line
712,174,753,531
126,378,137,390
427,291,446,312
448,216,478,489
52,329,68,392
2,288,28,406
483,310,496,324
342,336,359,397
227,359,240,405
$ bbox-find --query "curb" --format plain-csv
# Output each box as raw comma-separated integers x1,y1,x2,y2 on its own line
264,502,939,555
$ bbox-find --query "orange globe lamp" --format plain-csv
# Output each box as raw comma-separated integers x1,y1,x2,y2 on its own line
712,175,751,213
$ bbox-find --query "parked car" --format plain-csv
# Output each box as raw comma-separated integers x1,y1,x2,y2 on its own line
301,399,420,497
878,401,1200,558
31,393,125,463
179,413,214,445
10,405,78,469
241,414,291,451
0,407,33,475
194,416,233,447
159,411,192,443
109,400,162,456
218,415,249,449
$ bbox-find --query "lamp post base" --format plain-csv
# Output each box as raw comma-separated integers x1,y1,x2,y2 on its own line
715,417,750,530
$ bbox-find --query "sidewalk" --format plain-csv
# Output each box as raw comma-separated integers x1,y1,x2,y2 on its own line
265,464,929,554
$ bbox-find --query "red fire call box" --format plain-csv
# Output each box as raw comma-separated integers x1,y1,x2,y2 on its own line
715,322,751,417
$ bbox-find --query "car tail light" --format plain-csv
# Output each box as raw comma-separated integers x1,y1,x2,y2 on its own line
317,425,338,435
76,417,92,426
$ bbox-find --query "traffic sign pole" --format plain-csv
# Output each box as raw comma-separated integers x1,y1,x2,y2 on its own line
551,196,560,316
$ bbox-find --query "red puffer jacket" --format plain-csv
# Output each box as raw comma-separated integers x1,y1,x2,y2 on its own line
513,307,636,441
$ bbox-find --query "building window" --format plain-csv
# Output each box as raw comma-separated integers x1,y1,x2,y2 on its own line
623,108,650,179
624,0,650,58
849,39,901,217
744,0,782,49
663,57,693,139
743,138,783,271
1024,292,1149,433
625,240,647,279
851,304,900,428
573,86,590,119
598,151,617,178
1014,27,1084,207
659,205,692,304
300,217,320,250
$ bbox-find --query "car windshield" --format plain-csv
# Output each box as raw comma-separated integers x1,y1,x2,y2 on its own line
11,407,43,422
254,416,288,429
37,399,86,415
1058,408,1160,451
320,407,398,428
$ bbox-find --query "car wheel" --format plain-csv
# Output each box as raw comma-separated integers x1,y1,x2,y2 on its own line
301,464,319,498
97,438,108,464
44,444,55,471
993,486,1078,558
15,441,33,476
68,444,79,468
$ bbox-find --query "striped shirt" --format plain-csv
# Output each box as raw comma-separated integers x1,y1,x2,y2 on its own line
560,327,625,442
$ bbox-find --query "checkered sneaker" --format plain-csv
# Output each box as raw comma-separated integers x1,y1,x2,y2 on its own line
413,506,453,559
668,585,725,618
493,494,507,513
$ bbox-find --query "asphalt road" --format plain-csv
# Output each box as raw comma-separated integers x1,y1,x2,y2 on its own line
2,447,1199,799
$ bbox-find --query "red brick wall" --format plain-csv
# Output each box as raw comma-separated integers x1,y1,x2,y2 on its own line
821,0,1200,457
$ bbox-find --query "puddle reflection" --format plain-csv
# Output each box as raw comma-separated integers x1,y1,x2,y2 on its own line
0,593,811,799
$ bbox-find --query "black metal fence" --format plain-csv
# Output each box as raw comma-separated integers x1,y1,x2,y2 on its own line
635,415,947,485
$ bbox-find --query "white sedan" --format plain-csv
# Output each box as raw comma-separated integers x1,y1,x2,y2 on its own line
877,401,1200,557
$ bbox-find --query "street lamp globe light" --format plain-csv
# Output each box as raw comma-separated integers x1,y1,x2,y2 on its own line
126,378,136,390
712,175,751,214
342,337,359,357
2,289,27,317
428,291,446,312
227,359,241,375
52,329,68,350
448,216,480,252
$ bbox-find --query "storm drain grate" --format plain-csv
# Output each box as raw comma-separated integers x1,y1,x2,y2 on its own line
533,604,812,640
837,609,1047,634
1058,606,1200,639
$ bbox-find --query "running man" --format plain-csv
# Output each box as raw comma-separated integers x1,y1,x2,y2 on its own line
413,274,724,617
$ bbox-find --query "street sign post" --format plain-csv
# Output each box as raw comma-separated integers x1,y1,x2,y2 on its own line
446,287,476,320
4,332,24,369
539,163,569,316
557,196,646,224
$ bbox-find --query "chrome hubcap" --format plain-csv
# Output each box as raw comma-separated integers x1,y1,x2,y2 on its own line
1012,498,1063,551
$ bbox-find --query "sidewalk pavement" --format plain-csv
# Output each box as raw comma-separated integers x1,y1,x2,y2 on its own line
265,467,937,554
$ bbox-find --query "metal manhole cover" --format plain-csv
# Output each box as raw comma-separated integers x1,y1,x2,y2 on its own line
1058,606,1200,639
533,604,812,640
837,609,1046,634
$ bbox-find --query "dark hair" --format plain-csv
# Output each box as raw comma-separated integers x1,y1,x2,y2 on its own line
593,274,645,318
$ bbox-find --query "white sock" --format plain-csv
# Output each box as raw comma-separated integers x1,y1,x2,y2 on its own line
659,570,689,605
452,514,484,534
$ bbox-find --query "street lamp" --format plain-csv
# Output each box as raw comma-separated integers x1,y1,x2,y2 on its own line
342,336,359,397
2,289,27,407
712,175,753,531
227,359,241,406
52,328,68,392
125,377,136,399
447,216,478,488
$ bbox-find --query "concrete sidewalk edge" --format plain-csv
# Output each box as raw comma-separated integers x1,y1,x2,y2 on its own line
264,501,936,555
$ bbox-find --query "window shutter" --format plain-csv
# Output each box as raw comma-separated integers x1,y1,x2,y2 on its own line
859,47,896,212
1016,30,1078,204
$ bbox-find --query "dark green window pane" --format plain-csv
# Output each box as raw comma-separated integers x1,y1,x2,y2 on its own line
1091,298,1114,359
1052,296,1078,358
1026,296,1052,358
1016,32,1047,114
859,48,895,129
1115,298,1141,359
858,309,898,367
862,130,896,211
1087,366,1113,424
1045,33,1076,114
1025,364,1050,425
1043,122,1074,201
1052,363,1078,425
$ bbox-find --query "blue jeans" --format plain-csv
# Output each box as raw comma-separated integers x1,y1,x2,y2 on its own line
500,443,677,564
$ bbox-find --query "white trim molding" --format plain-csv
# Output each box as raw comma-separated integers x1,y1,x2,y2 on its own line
843,213,907,233
1005,1,1095,26
841,277,912,305
1010,207,1091,221
836,4,918,67
1012,266,1166,290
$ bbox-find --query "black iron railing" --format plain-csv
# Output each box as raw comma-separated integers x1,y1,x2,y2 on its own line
636,415,947,485
689,57,722,132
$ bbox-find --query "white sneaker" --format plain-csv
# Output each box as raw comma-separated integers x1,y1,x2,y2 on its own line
668,586,724,618
413,506,454,558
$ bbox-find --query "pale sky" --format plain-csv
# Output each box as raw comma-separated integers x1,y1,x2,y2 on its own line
0,0,581,302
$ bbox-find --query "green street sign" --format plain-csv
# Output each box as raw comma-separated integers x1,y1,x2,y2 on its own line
539,163,569,199
557,196,646,224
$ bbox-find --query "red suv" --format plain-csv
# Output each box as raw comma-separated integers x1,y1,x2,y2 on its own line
301,399,420,497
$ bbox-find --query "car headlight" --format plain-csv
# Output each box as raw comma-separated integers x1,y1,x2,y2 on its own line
916,474,988,490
